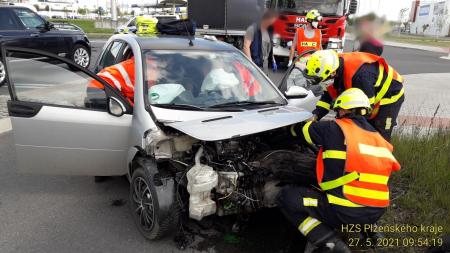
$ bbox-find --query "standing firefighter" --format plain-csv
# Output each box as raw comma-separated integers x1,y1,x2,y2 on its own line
306,50,404,141
278,88,401,253
288,9,323,67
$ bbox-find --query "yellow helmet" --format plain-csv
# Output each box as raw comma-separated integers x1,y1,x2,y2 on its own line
305,50,340,81
333,88,371,112
306,9,322,22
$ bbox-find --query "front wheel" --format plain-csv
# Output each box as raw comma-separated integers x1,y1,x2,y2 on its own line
130,166,180,240
71,44,90,68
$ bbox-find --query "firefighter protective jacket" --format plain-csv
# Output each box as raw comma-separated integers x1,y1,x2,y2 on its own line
313,52,404,120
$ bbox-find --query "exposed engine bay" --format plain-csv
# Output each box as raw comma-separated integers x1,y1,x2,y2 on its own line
147,126,316,221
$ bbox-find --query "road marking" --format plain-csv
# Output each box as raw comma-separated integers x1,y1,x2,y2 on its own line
0,117,12,134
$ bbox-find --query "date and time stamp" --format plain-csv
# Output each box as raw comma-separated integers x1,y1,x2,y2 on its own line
341,223,446,248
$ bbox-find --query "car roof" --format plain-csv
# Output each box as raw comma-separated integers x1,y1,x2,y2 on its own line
133,35,236,51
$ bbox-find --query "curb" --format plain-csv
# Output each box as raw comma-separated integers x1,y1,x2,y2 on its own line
383,41,449,54
0,117,12,134
346,33,449,54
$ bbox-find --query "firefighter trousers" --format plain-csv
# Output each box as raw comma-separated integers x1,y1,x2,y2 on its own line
277,186,384,246
369,95,405,142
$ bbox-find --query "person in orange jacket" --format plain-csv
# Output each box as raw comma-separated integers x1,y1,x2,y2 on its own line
88,55,161,106
305,50,404,141
288,9,323,67
278,88,400,253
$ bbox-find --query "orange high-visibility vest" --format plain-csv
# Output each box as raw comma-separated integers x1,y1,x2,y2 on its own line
296,27,321,55
338,52,402,90
89,58,136,104
316,118,401,207
328,52,404,118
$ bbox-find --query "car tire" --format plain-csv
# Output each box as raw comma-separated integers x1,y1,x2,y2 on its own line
71,44,91,69
130,166,180,240
0,60,6,87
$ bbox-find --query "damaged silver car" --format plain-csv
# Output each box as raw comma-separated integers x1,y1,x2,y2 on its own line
2,34,318,240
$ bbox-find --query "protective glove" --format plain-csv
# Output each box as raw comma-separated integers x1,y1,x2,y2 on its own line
288,59,293,67
272,61,278,72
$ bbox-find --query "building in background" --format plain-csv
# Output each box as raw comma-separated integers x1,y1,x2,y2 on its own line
409,0,450,37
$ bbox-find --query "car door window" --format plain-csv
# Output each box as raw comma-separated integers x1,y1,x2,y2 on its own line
0,9,21,30
6,51,107,110
118,44,134,62
12,8,46,29
97,41,124,71
128,18,136,27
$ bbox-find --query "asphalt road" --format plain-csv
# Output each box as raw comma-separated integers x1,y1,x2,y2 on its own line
1,40,450,253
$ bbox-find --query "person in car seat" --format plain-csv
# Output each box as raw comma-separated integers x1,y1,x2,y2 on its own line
278,88,401,253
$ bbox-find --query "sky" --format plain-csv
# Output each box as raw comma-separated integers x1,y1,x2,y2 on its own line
356,0,414,20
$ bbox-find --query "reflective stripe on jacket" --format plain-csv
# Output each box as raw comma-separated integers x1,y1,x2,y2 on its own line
333,52,404,117
92,58,136,104
296,27,322,55
316,118,401,207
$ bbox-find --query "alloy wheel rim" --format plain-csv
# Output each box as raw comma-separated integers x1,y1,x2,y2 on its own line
0,61,5,83
73,48,90,68
132,176,155,231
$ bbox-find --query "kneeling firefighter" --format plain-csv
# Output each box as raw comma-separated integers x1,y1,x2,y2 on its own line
306,50,404,141
278,88,401,253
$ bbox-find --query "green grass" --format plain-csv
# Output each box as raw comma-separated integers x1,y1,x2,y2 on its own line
50,19,114,34
377,128,450,252
386,34,450,48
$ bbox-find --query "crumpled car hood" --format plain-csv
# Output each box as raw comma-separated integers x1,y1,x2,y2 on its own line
164,106,312,141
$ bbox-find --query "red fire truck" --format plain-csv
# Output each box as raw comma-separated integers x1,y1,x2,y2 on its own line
269,0,358,59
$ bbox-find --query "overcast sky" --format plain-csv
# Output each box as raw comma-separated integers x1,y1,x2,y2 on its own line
356,0,413,20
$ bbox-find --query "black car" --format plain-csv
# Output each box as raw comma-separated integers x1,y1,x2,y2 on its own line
0,5,91,86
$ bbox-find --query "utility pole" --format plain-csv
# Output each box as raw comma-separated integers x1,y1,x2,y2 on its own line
111,0,117,28
111,0,117,21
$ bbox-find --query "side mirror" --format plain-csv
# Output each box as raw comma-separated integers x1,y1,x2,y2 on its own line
38,22,54,32
108,97,126,117
348,0,358,15
284,86,309,99
46,22,55,30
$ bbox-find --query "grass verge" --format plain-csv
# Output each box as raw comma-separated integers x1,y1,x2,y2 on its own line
386,34,450,48
50,19,114,34
378,127,450,252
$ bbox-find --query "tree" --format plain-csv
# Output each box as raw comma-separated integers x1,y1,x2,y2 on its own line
434,6,449,39
78,8,87,15
97,7,105,19
422,24,430,35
